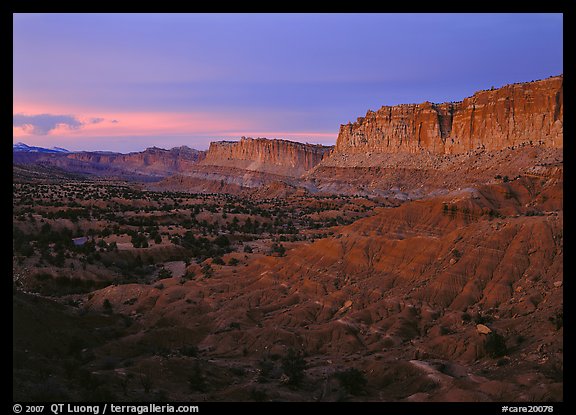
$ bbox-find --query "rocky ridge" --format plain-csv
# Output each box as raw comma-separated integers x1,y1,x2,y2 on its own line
13,145,206,180
64,146,206,176
335,75,563,155
202,137,333,177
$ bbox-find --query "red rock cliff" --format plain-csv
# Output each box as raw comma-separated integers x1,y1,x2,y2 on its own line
336,75,563,154
66,146,206,175
202,137,333,177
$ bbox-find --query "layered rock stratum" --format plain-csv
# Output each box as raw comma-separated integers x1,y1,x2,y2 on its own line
202,137,333,177
67,146,206,175
13,75,564,402
13,75,563,196
335,75,563,155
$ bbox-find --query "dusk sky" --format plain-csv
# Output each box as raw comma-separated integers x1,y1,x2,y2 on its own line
13,13,563,153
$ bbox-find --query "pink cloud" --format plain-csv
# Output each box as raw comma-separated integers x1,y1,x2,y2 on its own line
12,101,337,150
13,106,255,139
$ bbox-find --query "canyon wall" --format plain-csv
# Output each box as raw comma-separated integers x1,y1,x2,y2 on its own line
66,146,206,175
336,75,563,155
202,137,334,177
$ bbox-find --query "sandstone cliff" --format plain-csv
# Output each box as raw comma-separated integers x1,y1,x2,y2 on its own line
336,75,563,154
201,137,333,177
66,146,206,175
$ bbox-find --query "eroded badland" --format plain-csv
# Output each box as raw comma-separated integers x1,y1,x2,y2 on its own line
13,76,563,402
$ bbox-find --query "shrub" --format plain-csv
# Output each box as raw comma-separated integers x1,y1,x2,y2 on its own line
139,373,153,394
257,358,274,383
182,271,195,281
281,348,306,387
103,299,113,313
180,345,199,357
485,332,507,358
335,368,368,395
212,256,225,265
34,272,52,281
214,235,230,248
201,264,214,278
188,361,207,392
270,243,286,257
157,268,172,279
228,257,240,266
250,388,268,402
549,311,563,330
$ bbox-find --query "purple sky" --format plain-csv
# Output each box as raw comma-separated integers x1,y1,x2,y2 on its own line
13,13,563,153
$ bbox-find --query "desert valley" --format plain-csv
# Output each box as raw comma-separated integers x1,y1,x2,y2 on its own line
13,75,563,402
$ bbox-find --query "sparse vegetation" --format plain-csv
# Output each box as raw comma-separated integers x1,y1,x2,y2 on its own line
228,257,240,266
201,263,214,278
188,361,208,392
212,256,225,265
12,145,563,402
485,332,508,358
270,242,286,257
281,348,306,387
257,358,275,383
180,345,199,357
157,268,172,279
103,298,113,313
335,368,368,395
250,387,269,401
549,311,563,330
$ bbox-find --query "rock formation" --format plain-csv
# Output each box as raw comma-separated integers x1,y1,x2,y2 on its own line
336,75,563,154
13,145,207,179
66,145,206,175
202,137,333,177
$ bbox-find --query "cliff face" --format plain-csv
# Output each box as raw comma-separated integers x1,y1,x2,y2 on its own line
202,137,334,177
65,146,206,175
336,76,563,154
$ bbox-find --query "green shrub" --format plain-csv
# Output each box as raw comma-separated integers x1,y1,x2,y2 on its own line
212,256,225,265
228,257,240,266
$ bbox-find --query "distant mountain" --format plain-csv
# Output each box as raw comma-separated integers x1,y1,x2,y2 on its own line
13,142,71,153
13,143,207,181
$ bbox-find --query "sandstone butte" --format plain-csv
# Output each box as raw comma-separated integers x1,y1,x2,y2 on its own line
201,137,334,177
336,75,563,155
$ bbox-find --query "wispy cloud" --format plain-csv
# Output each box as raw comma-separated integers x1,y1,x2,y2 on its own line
13,113,114,135
13,113,84,135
